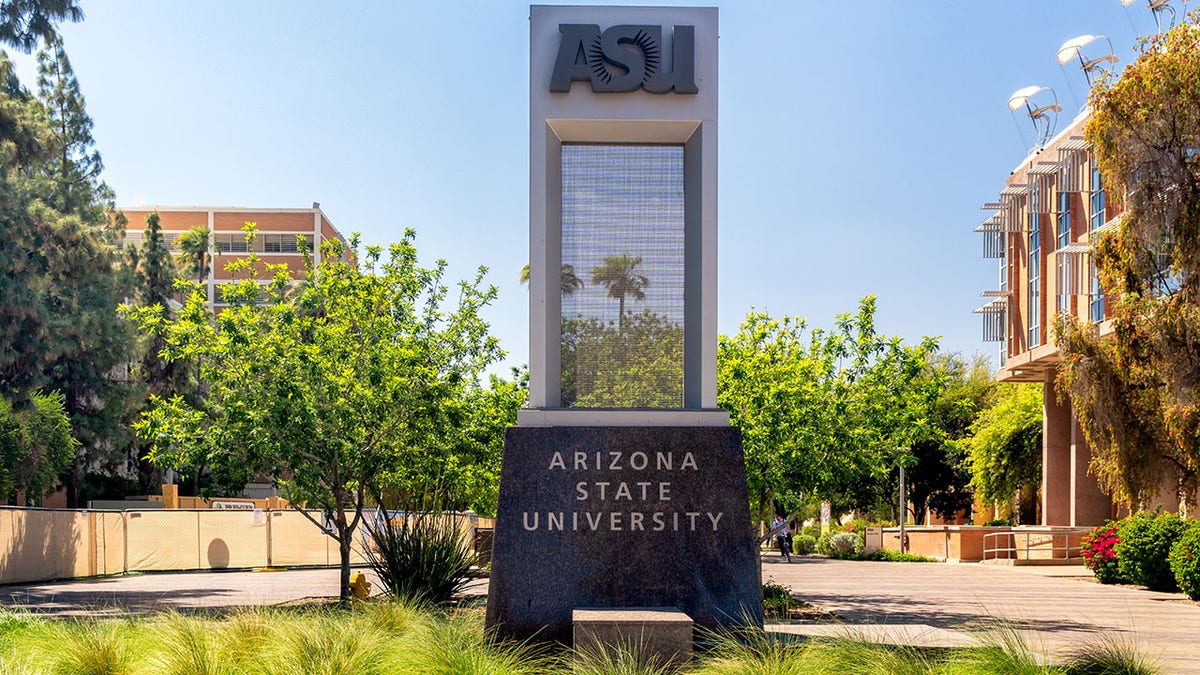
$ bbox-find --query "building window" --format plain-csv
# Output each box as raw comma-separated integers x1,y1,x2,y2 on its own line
1028,187,1041,347
263,234,309,253
214,233,248,253
1056,253,1071,314
1089,259,1104,323
1057,189,1070,249
1090,159,1106,232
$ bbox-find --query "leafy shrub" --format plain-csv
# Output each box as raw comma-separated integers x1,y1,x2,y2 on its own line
981,518,1013,527
864,550,936,563
841,519,869,535
364,512,475,604
816,532,832,556
761,581,792,620
1116,510,1189,592
792,534,817,556
1170,520,1200,601
1081,522,1124,584
825,531,863,559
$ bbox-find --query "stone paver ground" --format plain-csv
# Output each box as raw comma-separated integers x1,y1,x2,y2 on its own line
3,558,1199,673
762,556,1200,674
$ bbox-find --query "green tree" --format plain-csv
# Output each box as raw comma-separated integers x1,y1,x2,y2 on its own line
0,48,133,505
128,227,503,603
0,392,77,505
0,0,82,53
175,225,211,287
905,353,994,524
36,33,111,218
382,368,527,517
591,253,649,332
127,211,190,490
34,36,133,503
718,297,940,526
1057,20,1200,508
965,383,1043,524
0,53,57,400
137,212,177,311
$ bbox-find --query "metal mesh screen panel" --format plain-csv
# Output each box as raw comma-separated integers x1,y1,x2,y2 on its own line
560,144,685,408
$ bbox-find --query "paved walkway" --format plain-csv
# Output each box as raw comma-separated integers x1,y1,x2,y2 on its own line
0,568,378,616
3,559,1199,673
762,556,1200,674
0,568,488,616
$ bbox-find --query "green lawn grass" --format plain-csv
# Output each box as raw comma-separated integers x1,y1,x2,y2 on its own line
0,602,1158,675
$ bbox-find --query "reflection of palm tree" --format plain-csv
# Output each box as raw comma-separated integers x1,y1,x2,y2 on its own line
520,263,585,297
591,253,649,332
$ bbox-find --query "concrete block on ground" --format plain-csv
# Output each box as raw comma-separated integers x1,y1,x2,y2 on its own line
573,607,693,667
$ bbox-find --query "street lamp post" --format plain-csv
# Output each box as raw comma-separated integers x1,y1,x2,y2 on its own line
899,465,906,554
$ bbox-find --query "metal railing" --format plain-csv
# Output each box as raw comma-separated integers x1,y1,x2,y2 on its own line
983,527,1089,562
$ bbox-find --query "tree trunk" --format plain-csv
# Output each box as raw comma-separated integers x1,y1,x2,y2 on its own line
65,458,80,508
1017,485,1039,525
912,502,927,526
339,530,352,606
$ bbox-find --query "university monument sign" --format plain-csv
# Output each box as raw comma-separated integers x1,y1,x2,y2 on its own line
485,5,760,644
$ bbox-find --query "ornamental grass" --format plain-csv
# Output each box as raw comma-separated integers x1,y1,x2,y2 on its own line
0,603,1162,675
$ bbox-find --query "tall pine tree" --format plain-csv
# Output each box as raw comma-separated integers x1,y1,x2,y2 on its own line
33,35,135,504
126,212,190,492
37,33,109,218
0,53,56,400
0,0,82,54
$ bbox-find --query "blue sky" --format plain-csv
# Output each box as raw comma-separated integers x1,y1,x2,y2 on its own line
11,1,1164,374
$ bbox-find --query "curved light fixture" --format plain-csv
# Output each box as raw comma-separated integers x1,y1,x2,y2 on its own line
1007,86,1054,113
1057,35,1118,85
1008,86,1062,149
1122,0,1184,33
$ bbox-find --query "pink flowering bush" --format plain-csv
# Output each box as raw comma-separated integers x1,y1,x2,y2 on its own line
1170,521,1200,601
1081,522,1124,584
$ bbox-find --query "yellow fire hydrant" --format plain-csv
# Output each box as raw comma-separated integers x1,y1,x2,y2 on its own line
349,572,371,602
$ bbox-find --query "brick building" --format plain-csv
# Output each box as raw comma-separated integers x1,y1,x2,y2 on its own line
119,204,349,309
976,108,1196,525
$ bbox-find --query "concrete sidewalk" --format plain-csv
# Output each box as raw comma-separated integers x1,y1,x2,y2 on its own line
0,567,488,616
762,556,1200,674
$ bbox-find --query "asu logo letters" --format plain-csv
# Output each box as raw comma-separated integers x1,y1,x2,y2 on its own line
550,24,698,94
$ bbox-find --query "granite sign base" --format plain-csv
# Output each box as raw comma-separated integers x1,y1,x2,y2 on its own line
484,425,762,644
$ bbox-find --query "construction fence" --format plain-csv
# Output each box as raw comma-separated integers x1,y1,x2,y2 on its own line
0,506,484,586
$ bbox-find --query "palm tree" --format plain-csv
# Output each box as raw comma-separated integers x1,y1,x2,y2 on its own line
591,253,649,332
520,263,585,297
175,225,211,288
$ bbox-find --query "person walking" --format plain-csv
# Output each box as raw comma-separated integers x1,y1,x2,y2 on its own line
772,514,792,562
